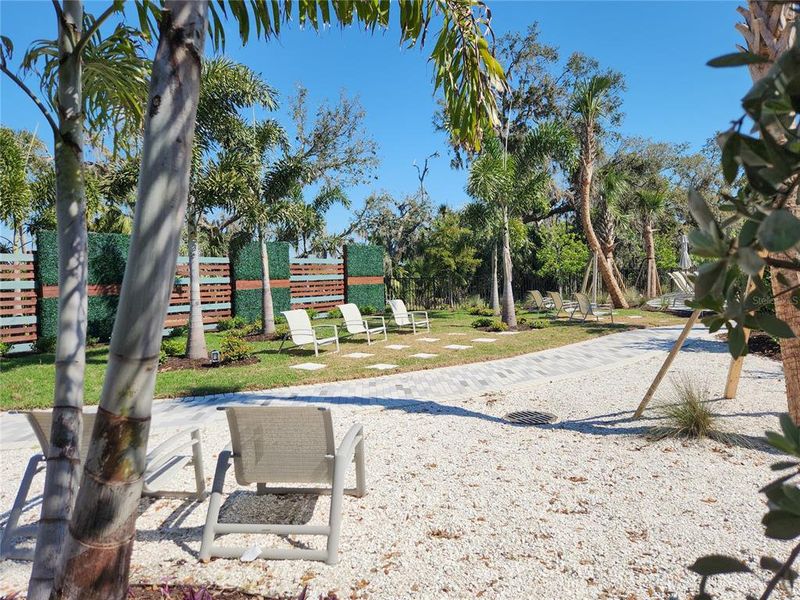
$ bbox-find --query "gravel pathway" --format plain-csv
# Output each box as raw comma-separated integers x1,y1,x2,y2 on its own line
0,327,792,599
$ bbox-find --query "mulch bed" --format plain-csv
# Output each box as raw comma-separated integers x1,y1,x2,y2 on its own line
473,322,538,333
243,332,286,343
128,585,338,599
716,332,782,361
158,355,260,372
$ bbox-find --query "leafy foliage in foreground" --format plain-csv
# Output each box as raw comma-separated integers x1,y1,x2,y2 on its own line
689,414,800,599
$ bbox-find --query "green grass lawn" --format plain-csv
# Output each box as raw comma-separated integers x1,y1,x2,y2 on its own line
0,308,685,410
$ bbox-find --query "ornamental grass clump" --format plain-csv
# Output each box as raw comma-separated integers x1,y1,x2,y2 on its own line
656,376,715,439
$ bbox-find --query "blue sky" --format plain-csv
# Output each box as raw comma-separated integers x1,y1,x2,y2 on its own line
1,1,752,236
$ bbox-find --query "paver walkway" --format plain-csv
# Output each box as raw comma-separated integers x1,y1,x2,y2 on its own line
0,324,716,450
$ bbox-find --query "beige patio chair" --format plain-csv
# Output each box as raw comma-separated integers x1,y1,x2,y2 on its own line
546,291,573,319
199,406,366,565
570,292,615,323
388,299,430,334
1,410,205,561
338,303,387,345
527,290,553,313
279,309,340,356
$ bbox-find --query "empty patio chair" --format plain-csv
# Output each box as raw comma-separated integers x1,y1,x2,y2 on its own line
199,406,366,565
279,309,340,356
546,291,573,319
388,299,431,334
527,290,553,313
338,303,387,345
569,292,615,323
1,410,205,561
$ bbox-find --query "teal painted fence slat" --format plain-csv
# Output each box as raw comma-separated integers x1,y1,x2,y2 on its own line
174,276,230,285
290,294,345,304
0,253,34,262
290,257,343,265
0,280,35,290
0,315,37,326
289,274,344,282
167,302,232,314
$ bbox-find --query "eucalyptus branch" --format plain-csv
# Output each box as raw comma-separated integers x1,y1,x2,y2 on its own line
0,56,58,135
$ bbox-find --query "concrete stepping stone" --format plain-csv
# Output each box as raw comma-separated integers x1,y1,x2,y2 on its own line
447,332,467,336
342,352,374,358
410,353,438,359
385,344,410,350
365,363,398,371
471,338,497,343
626,315,643,319
496,331,520,335
443,344,473,350
417,337,440,342
290,362,327,371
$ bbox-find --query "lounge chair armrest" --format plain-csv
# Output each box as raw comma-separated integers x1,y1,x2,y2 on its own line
335,423,364,464
313,323,339,336
145,426,203,474
363,316,386,327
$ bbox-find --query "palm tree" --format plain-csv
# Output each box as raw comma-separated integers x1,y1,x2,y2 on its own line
635,188,667,299
571,75,629,309
463,201,502,314
594,165,629,291
184,57,277,359
52,3,504,597
736,1,800,423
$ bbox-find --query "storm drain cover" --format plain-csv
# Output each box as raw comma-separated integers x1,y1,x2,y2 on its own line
504,410,557,426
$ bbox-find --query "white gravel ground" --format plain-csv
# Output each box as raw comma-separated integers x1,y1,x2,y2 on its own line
0,339,792,599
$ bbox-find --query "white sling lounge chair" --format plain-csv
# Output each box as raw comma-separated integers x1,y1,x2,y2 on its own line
0,410,205,561
546,291,574,319
199,406,366,565
338,303,387,345
388,299,430,334
570,292,615,323
527,290,553,313
279,309,340,356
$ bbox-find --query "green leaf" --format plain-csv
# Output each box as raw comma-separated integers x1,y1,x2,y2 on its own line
688,555,751,576
737,247,765,276
707,52,770,68
688,189,717,233
762,509,800,540
728,323,748,358
720,132,741,184
758,209,800,252
756,313,795,339
780,413,800,448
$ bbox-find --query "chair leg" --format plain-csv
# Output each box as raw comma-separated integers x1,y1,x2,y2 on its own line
326,457,348,565
278,336,286,353
190,429,206,499
0,454,45,561
314,341,319,357
334,336,340,353
353,436,366,498
199,450,232,562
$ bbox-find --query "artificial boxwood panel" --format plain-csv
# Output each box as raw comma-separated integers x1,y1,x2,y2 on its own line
233,286,290,323
232,241,290,281
87,296,119,340
36,230,130,286
345,244,384,277
38,297,58,340
347,284,385,311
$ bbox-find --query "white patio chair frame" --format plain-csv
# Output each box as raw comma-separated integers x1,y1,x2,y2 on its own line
546,291,575,319
338,303,387,345
199,406,366,565
527,290,554,313
0,410,205,562
388,299,431,334
279,309,340,356
569,292,615,324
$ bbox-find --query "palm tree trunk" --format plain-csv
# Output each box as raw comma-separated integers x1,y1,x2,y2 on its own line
578,126,629,309
28,3,87,598
259,226,275,335
644,222,657,298
185,210,208,359
738,1,800,422
51,2,207,597
501,206,517,328
18,222,27,251
490,242,500,315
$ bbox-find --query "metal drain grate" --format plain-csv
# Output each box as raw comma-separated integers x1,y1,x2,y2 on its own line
504,410,557,426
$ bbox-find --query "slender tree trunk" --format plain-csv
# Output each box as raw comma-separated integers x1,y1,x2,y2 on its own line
578,125,628,309
501,206,517,328
644,222,657,298
28,3,87,598
259,226,275,335
490,242,500,315
18,222,27,251
52,3,207,597
185,208,207,359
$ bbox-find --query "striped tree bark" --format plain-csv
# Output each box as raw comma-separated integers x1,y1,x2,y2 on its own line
51,2,208,597
27,2,88,598
738,1,800,423
185,208,208,359
259,226,276,335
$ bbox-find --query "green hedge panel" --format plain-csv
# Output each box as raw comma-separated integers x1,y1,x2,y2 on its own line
36,230,130,286
233,286,290,323
38,297,58,340
232,241,290,281
345,244,384,277
347,284,385,311
87,296,119,340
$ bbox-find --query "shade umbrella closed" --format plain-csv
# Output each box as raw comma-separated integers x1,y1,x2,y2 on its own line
679,234,693,271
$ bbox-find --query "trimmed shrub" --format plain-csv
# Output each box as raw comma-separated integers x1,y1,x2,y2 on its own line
216,316,246,331
0,341,9,357
471,317,494,329
468,306,494,316
274,323,289,339
306,308,318,320
327,307,342,319
158,349,168,365
167,325,188,338
220,333,254,363
486,320,509,332
529,319,550,329
360,304,376,316
34,336,57,354
161,338,184,358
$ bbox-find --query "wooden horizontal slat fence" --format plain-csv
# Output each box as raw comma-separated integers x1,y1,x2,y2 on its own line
0,253,38,348
164,256,231,330
289,257,345,310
